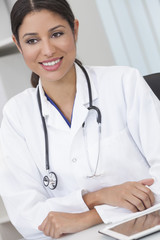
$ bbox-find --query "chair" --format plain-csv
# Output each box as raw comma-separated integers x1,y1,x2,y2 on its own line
143,73,160,100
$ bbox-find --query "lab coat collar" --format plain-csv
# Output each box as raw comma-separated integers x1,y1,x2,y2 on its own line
38,64,98,132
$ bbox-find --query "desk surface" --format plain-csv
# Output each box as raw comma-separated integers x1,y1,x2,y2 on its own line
61,224,160,240
20,223,160,240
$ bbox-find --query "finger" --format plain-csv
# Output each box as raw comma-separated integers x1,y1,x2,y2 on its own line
121,200,138,213
132,188,152,209
38,217,48,231
43,222,52,236
139,178,154,186
53,225,63,239
50,226,55,239
54,230,62,239
136,183,155,206
126,193,146,211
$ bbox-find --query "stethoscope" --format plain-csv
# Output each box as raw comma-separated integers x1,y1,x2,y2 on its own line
37,61,102,190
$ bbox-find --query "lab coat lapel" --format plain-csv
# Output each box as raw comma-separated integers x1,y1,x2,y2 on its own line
70,93,88,136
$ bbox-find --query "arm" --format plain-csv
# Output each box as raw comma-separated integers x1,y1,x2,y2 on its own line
83,179,154,212
38,209,102,239
38,178,154,238
0,101,89,239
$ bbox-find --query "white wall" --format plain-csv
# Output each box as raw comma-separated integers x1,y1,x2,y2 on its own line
96,0,160,75
0,53,31,121
0,0,11,40
68,0,115,66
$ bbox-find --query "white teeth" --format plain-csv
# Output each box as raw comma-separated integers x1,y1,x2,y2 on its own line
42,59,61,66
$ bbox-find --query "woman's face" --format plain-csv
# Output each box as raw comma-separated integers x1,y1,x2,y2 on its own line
14,9,79,83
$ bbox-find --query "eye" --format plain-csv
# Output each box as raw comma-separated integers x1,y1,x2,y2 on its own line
26,38,38,45
51,32,64,38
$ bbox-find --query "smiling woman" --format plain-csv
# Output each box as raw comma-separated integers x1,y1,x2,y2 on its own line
13,10,78,90
1,0,160,240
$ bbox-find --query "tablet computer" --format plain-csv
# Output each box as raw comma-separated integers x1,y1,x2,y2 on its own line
99,209,160,240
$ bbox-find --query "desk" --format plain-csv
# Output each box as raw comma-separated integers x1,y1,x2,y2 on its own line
61,224,109,240
20,223,160,240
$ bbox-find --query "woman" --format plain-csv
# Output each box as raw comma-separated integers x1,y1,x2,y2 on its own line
1,0,160,239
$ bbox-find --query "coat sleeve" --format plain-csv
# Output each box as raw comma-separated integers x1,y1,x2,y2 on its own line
0,99,89,239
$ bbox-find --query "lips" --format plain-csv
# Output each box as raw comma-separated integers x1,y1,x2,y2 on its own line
40,57,63,71
40,57,63,66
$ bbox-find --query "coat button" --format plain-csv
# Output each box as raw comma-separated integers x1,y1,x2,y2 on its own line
72,158,77,163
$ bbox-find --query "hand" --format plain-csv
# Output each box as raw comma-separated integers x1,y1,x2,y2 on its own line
39,212,81,238
99,178,155,212
38,209,102,238
83,178,155,212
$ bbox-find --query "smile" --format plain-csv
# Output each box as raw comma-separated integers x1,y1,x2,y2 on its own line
40,57,63,72
42,58,61,66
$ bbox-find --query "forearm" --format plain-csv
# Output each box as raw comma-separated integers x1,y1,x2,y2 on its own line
83,190,102,210
79,209,103,230
83,180,155,212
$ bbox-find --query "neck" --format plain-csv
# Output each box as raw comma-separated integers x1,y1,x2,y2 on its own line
41,65,76,122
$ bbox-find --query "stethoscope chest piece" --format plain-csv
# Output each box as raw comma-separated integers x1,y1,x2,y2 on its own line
43,171,58,190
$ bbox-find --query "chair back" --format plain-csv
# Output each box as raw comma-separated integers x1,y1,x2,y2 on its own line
143,73,160,100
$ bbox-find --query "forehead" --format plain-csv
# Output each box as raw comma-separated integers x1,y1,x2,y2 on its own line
19,9,68,35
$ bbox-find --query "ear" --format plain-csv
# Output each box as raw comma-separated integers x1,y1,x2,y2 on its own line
12,35,23,54
74,19,79,42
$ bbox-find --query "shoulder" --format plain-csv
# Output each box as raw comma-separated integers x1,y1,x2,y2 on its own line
85,65,143,90
84,66,149,104
86,65,141,80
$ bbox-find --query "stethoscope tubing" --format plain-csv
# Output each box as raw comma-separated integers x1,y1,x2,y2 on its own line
75,61,102,125
37,89,50,170
37,61,102,189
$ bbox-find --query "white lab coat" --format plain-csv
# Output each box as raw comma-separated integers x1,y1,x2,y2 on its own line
1,65,160,239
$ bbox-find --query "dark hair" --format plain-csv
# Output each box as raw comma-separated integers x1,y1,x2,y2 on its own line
11,0,79,88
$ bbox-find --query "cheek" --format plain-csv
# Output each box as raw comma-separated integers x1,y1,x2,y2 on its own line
69,40,76,53
22,48,39,67
61,36,76,55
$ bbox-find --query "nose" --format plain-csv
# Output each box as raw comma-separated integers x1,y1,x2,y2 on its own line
41,39,55,57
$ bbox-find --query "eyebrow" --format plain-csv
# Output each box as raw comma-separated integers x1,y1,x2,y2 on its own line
22,25,65,38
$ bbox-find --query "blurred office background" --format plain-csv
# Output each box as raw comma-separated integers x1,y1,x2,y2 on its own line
0,0,160,239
